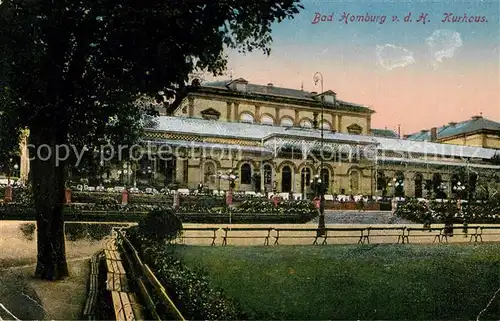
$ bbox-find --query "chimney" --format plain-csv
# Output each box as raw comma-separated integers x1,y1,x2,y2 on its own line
430,127,437,142
310,91,318,96
267,83,273,87
448,122,457,126
472,115,482,120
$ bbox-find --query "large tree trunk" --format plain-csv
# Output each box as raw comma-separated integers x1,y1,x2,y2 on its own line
30,126,69,280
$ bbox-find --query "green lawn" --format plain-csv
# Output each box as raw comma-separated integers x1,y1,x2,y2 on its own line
173,244,500,320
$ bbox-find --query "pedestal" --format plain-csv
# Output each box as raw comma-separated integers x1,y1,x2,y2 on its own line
121,189,129,205
65,188,72,204
173,191,180,208
4,185,12,202
226,189,233,206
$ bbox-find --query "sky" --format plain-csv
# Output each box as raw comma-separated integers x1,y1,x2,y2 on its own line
207,0,500,135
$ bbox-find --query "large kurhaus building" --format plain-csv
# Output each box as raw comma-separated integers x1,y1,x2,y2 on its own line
141,78,500,198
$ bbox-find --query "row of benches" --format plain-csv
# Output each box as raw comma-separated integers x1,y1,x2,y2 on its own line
103,236,143,321
180,226,500,246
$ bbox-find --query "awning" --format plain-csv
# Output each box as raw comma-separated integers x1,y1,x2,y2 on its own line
141,139,274,159
378,156,500,169
263,136,376,158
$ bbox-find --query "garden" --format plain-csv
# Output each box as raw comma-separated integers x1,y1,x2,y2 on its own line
395,195,500,224
0,187,318,223
124,209,500,320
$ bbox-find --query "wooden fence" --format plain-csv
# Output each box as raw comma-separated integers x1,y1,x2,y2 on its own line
180,225,500,246
114,228,185,321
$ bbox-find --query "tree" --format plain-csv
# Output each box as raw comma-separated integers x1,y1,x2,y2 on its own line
0,0,303,280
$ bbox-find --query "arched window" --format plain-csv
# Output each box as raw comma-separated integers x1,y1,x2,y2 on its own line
240,113,254,124
281,165,292,192
240,163,252,184
414,173,423,198
300,119,313,128
432,173,442,195
263,164,273,185
376,171,386,191
321,168,330,189
261,115,274,125
203,162,216,184
280,117,294,127
321,122,331,130
394,171,405,197
469,173,478,195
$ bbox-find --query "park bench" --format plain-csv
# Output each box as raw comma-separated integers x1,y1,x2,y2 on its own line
403,227,445,243
116,230,186,321
0,303,20,321
363,226,406,244
104,236,143,321
323,227,367,245
273,228,326,245
473,226,500,243
181,227,219,246
222,227,273,246
82,251,102,319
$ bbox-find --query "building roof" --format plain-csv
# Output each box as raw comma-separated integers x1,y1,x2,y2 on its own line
148,116,279,140
378,156,500,170
373,136,496,159
406,115,500,141
145,116,498,160
142,139,274,157
202,79,374,113
372,128,399,138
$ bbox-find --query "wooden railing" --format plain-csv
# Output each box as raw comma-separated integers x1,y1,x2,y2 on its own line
114,229,185,321
0,303,20,321
180,225,500,246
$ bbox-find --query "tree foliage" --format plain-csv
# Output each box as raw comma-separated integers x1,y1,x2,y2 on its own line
0,0,303,279
0,0,303,148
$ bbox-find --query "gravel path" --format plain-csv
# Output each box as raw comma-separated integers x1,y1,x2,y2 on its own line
310,210,413,225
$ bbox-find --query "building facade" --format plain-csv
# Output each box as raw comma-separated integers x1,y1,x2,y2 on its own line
406,115,500,149
140,78,500,198
9,78,500,198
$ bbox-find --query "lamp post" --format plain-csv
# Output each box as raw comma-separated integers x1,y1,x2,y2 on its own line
147,165,153,185
219,170,238,206
7,158,12,186
313,72,326,235
13,164,19,178
122,163,128,187
393,178,404,198
453,181,465,199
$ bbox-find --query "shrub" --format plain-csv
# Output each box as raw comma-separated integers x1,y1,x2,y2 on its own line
128,231,245,320
395,198,500,224
136,208,183,244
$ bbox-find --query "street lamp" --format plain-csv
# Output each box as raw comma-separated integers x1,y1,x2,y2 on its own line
219,170,238,207
313,72,326,236
7,158,12,186
393,177,404,198
453,181,465,199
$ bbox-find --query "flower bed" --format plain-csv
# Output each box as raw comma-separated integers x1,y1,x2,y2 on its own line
72,192,121,204
0,198,318,223
324,201,381,211
395,197,500,224
127,209,246,320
